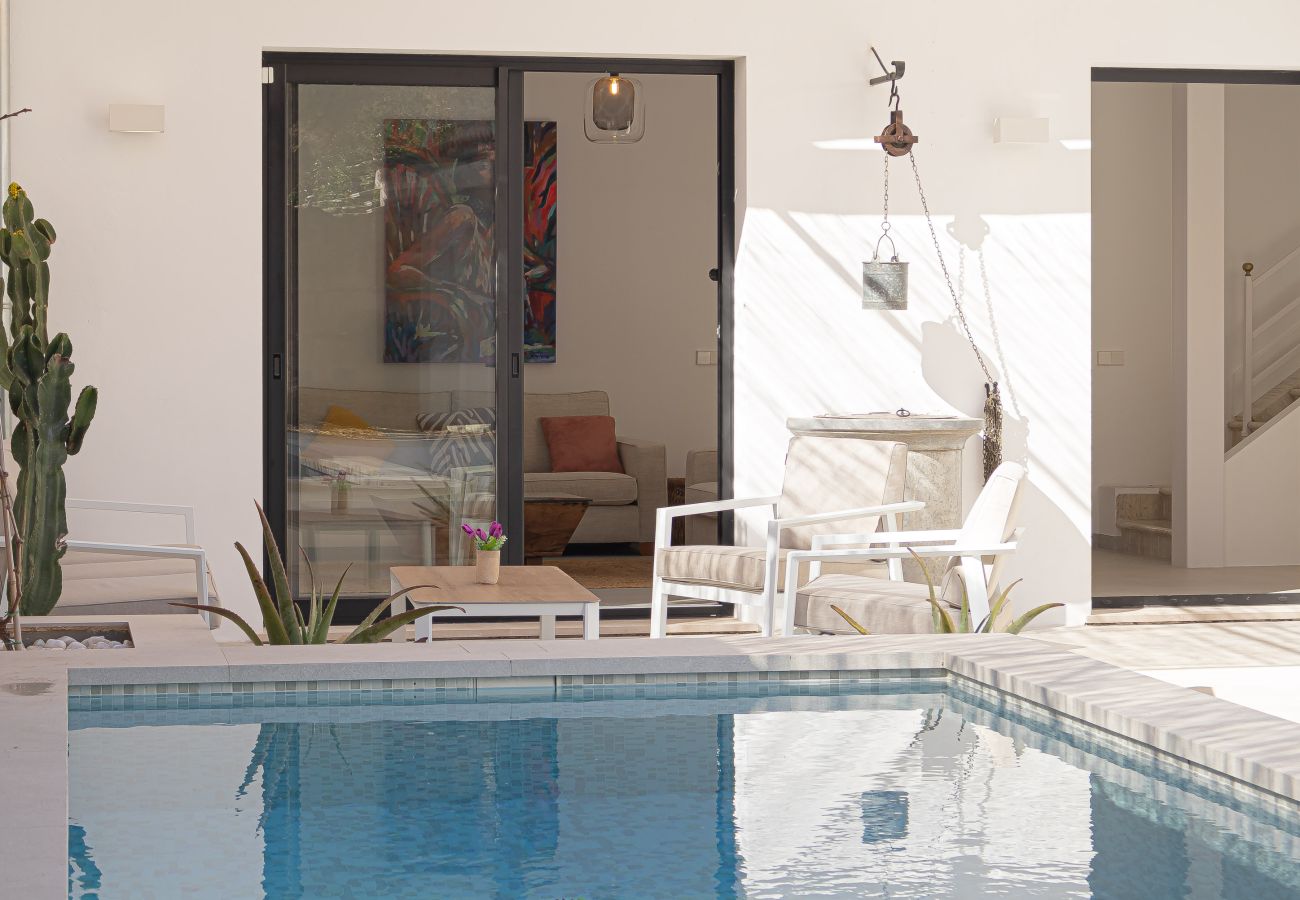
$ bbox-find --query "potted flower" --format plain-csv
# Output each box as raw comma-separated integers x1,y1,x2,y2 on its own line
462,521,507,584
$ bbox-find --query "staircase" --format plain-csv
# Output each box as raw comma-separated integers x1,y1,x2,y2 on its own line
1095,488,1172,560
1227,381,1300,448
1228,248,1300,448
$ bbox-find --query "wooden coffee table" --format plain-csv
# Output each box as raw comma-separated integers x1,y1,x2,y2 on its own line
389,565,600,642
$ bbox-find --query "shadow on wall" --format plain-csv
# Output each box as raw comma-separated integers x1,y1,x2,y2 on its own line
733,202,1089,626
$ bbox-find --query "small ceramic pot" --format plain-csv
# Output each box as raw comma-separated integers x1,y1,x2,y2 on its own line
475,548,501,585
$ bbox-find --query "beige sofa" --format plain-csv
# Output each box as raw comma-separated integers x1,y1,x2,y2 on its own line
295,387,667,549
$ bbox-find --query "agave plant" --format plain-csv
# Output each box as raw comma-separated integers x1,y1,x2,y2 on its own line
833,549,1062,636
173,502,458,645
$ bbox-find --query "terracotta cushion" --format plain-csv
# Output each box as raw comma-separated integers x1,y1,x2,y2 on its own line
539,415,624,474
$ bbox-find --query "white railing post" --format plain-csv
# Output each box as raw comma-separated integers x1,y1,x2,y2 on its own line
1243,261,1254,436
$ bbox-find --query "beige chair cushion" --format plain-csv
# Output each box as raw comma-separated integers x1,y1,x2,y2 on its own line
795,574,936,635
778,437,908,550
525,471,637,506
57,547,218,607
657,545,791,593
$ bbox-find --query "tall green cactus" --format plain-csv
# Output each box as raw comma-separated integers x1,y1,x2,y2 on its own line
0,183,97,615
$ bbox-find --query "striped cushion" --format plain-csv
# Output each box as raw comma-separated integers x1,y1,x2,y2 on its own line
420,407,496,474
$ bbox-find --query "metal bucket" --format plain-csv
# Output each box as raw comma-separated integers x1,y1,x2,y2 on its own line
862,233,908,311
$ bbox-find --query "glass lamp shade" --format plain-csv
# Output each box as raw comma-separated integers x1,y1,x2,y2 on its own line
585,75,645,143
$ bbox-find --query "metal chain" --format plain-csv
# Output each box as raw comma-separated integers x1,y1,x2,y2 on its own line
881,153,891,233
908,151,994,385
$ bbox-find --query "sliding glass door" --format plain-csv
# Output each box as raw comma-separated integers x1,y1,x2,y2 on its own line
266,59,524,600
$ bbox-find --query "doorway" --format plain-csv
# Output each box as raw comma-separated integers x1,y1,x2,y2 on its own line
262,53,734,613
1091,67,1300,610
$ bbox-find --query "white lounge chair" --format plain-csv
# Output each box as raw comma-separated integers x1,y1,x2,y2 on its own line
2,499,218,626
651,436,920,637
783,461,1027,635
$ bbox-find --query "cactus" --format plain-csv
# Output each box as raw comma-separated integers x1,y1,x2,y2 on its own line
0,183,97,616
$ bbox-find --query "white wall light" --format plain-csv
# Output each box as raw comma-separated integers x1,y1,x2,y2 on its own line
1059,138,1092,151
108,104,165,133
993,117,1049,144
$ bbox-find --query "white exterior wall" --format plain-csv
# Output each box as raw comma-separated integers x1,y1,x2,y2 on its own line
11,0,1300,628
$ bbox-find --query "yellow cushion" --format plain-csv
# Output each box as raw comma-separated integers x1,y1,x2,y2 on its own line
318,405,394,460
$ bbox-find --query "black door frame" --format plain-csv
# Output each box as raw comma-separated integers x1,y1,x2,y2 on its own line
263,51,736,581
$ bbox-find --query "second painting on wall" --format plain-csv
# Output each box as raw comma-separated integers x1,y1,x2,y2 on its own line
381,119,558,364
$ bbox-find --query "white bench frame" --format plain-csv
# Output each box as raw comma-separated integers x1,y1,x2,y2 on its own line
0,499,212,623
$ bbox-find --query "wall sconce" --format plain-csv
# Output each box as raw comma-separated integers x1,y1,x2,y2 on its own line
585,74,644,143
993,117,1049,144
108,104,165,133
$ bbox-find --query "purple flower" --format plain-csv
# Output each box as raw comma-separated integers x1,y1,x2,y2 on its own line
474,527,488,542
461,523,475,536
489,521,503,538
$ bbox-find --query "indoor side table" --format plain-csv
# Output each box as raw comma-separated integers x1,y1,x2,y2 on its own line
389,565,601,642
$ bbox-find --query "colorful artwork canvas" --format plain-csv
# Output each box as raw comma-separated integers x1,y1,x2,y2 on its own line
382,119,557,364
523,121,557,362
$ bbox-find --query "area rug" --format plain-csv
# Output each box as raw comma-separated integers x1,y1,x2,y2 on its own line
547,556,653,590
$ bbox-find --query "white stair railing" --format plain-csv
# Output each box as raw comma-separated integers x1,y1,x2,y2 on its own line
1238,243,1300,438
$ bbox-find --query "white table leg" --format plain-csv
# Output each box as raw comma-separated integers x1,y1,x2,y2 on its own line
583,603,600,640
539,614,557,640
415,610,434,643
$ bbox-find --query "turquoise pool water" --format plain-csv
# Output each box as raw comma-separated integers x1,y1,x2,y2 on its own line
68,677,1300,898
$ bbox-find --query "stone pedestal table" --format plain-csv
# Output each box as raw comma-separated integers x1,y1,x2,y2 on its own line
786,413,983,582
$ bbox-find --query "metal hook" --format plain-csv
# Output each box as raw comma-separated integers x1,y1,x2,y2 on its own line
868,47,906,88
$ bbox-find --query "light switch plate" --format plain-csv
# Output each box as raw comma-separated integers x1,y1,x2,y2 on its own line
696,350,717,366
1096,350,1125,366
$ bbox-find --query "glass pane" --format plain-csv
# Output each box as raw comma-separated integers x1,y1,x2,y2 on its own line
287,83,499,599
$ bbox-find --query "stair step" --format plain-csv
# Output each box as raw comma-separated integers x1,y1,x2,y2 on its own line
1291,388,1300,399
1115,518,1172,536
1228,418,1268,431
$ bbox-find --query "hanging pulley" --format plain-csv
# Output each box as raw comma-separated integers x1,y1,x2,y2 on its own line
874,110,919,157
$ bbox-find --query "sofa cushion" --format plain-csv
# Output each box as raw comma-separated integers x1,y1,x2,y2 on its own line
419,407,497,474
525,471,637,506
685,481,718,505
656,545,792,593
540,415,623,474
299,387,450,432
778,437,908,550
522,392,611,472
795,574,936,634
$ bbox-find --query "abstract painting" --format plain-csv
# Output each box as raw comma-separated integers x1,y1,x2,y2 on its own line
382,119,557,364
523,121,557,362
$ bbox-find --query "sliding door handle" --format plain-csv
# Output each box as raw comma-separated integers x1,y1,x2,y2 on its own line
511,353,520,378
271,353,283,379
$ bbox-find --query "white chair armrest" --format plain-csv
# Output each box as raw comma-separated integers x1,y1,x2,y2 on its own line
788,541,1018,565
59,540,213,620
662,495,781,519
810,528,964,549
770,500,924,530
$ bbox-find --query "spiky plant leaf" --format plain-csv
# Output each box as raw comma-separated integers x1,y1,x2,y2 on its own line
253,501,300,643
1006,603,1064,635
169,602,263,646
235,541,290,644
345,603,463,644
830,604,870,635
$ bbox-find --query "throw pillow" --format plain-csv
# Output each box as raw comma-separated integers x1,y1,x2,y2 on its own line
540,415,624,474
422,407,498,474
316,405,394,461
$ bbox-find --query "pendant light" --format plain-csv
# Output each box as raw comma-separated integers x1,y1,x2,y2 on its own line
585,73,645,143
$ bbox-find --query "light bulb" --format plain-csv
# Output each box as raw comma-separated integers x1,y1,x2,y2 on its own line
609,77,620,96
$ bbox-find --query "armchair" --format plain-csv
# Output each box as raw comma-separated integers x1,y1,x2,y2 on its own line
650,437,919,637
783,461,1027,635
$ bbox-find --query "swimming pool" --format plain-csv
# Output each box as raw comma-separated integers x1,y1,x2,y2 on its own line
68,676,1300,899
